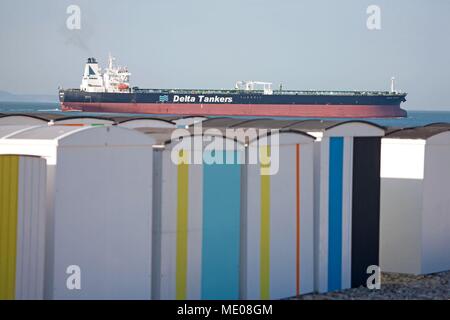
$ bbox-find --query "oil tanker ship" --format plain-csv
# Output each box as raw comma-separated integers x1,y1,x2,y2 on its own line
59,55,407,118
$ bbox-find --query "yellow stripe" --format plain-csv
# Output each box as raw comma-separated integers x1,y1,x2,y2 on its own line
260,146,270,299
176,150,189,300
0,155,19,300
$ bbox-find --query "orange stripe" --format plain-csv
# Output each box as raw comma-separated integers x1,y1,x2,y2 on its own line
296,144,300,296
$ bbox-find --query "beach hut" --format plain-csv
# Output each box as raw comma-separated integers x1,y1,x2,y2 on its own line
232,118,300,129
0,125,42,139
53,116,115,126
0,155,47,300
287,120,342,139
118,118,176,129
0,114,49,126
153,133,245,300
242,130,315,299
173,116,207,128
111,115,179,124
201,117,248,128
0,126,155,299
380,127,450,275
116,117,178,146
423,122,450,128
295,121,385,293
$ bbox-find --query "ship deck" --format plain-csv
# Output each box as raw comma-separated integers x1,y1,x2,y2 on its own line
136,88,406,97
63,88,406,97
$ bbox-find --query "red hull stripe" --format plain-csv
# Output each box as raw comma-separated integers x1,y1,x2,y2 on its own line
61,102,407,118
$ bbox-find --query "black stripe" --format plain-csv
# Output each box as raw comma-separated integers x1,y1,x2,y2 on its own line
351,137,381,288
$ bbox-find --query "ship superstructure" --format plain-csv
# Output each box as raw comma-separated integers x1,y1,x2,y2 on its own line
80,54,131,93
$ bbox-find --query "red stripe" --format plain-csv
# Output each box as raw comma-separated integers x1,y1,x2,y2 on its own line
296,144,300,296
61,102,407,118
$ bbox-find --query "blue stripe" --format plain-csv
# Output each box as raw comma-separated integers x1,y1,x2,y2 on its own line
328,137,344,291
201,151,241,299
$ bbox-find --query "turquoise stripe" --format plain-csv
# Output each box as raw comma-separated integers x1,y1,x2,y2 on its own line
201,151,241,300
328,137,344,291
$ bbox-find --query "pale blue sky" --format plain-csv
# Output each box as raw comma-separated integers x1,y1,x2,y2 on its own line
1,0,449,109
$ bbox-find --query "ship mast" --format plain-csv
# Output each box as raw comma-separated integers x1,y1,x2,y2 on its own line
390,77,396,93
108,53,115,70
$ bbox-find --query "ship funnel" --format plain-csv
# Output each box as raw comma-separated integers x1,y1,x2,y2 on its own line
84,57,100,78
80,57,105,92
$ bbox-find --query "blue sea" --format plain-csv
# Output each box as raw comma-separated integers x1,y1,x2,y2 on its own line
1,101,450,128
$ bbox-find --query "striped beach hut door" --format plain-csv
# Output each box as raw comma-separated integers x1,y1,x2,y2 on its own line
243,131,315,299
0,155,46,300
318,122,384,292
157,136,244,300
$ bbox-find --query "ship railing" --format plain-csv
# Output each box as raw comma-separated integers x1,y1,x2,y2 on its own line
62,88,82,92
133,88,404,96
61,87,404,96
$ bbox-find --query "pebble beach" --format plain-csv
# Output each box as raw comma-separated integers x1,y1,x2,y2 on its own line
296,271,450,300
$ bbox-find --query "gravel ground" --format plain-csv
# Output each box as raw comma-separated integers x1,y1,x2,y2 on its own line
295,271,450,300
